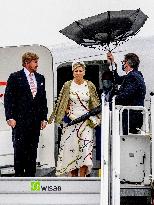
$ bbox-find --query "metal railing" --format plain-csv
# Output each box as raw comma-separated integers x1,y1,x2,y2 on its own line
100,93,110,205
119,106,149,136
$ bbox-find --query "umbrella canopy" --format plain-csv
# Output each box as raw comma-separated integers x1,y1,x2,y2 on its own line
60,9,148,51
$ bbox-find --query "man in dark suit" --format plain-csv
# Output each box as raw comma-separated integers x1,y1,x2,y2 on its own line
107,52,146,134
4,52,48,177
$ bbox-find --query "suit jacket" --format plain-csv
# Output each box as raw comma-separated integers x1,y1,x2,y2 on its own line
115,70,146,106
4,69,48,130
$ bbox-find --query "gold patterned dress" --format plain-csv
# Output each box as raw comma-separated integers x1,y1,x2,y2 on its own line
56,80,94,176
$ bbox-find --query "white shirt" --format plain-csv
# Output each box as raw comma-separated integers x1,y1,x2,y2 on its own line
24,68,37,91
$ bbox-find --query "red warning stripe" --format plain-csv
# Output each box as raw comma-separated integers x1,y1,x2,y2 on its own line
0,82,7,86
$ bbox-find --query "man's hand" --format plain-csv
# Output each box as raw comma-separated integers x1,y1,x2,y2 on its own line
107,52,115,64
41,121,47,130
107,52,117,71
7,119,16,128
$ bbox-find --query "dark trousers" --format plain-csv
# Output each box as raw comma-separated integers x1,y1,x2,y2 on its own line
12,126,39,177
122,110,143,135
95,126,101,161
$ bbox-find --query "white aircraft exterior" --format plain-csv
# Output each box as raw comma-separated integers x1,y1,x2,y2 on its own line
0,36,153,204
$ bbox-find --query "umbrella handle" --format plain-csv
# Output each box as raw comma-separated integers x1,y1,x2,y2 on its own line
107,11,111,49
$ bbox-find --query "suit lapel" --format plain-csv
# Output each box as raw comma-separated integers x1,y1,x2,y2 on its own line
20,69,33,99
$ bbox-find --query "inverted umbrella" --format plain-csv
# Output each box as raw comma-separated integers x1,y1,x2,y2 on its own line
60,9,148,51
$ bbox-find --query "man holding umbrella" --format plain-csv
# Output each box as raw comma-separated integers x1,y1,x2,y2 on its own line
107,52,146,134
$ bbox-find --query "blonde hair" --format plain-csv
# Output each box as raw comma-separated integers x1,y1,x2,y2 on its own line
72,61,86,71
22,52,39,66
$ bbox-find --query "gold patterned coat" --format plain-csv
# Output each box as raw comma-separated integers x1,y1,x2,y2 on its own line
48,80,100,124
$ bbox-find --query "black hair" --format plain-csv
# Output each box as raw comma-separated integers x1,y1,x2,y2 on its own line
124,53,140,70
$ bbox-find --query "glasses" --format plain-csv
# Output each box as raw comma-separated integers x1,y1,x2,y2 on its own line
121,60,127,64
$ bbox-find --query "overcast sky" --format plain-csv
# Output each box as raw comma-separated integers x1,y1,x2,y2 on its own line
0,0,153,47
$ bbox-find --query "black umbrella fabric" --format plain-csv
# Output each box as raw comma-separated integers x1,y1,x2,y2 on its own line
60,9,148,51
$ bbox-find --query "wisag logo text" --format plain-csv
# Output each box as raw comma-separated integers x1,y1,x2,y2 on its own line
31,181,61,192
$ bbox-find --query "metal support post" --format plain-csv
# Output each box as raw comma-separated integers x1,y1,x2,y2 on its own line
111,96,120,205
100,94,110,205
151,96,154,182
